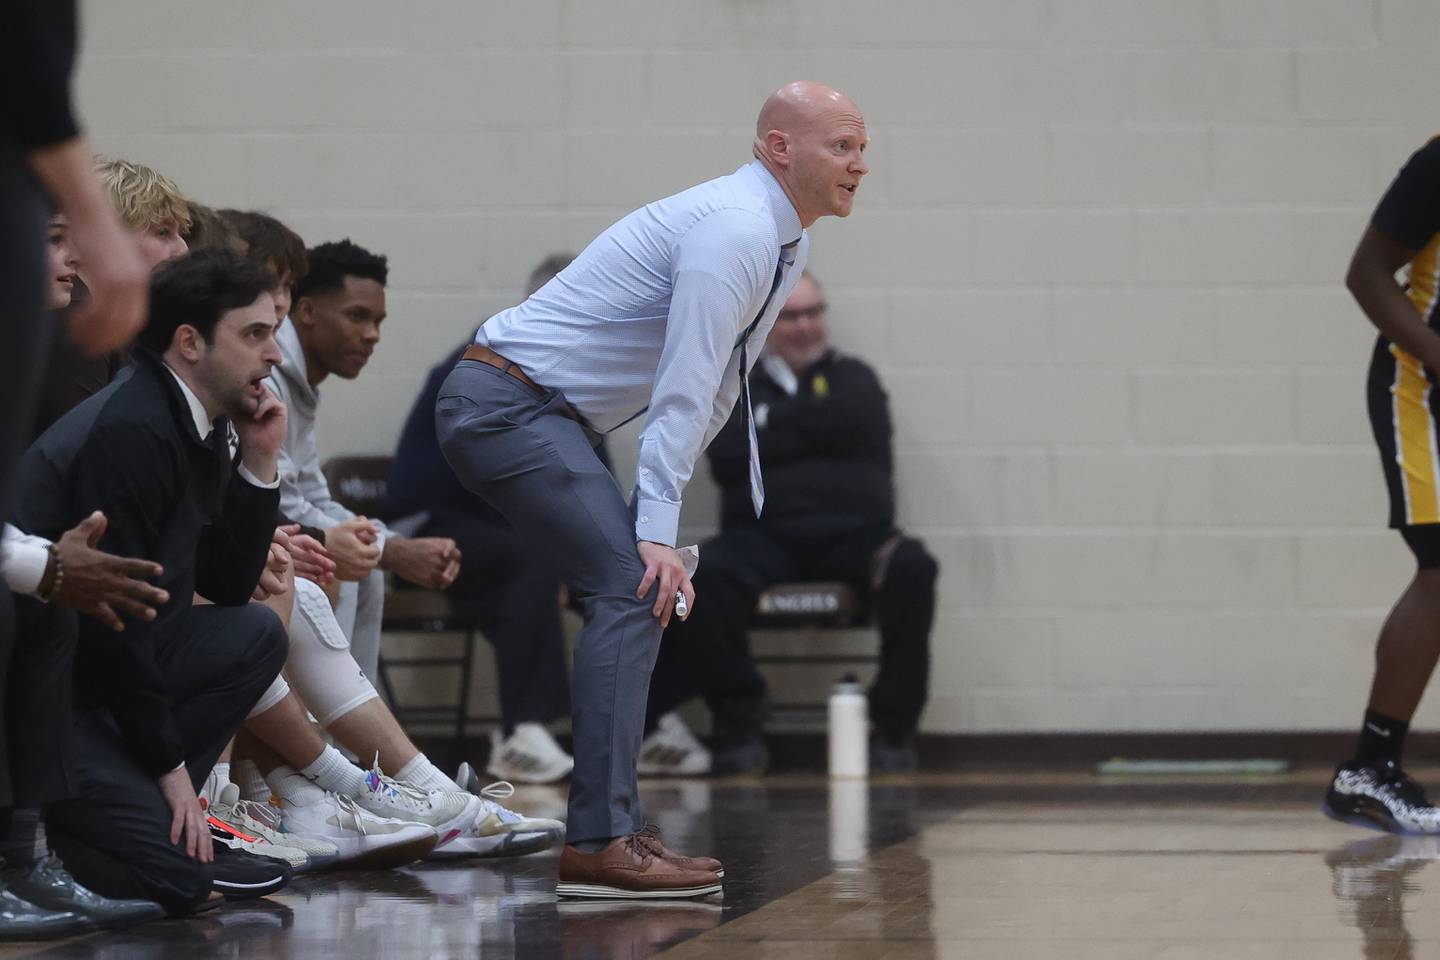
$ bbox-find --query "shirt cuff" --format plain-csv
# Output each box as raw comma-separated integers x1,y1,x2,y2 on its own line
237,463,280,489
633,499,681,548
2,525,52,597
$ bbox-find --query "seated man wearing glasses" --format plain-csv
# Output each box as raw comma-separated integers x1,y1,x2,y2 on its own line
643,270,939,775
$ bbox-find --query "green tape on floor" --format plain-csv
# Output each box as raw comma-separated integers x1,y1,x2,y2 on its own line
1095,758,1290,776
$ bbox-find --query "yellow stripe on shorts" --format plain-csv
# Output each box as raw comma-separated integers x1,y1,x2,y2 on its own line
1393,345,1440,524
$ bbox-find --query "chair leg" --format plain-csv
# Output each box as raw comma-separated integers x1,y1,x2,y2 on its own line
455,628,477,746
377,651,399,711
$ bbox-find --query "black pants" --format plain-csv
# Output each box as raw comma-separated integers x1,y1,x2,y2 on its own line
0,597,79,809
415,508,570,730
46,604,287,915
647,525,939,741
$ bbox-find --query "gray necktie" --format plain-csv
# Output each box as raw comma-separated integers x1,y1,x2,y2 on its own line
735,239,799,517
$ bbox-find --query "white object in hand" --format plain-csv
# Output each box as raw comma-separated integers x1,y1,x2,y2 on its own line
674,591,688,618
828,678,868,779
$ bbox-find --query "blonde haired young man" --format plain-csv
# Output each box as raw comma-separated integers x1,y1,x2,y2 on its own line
94,158,190,269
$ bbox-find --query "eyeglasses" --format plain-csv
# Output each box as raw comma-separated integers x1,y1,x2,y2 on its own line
777,303,827,322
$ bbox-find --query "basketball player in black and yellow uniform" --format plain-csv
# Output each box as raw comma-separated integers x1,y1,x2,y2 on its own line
1326,137,1440,833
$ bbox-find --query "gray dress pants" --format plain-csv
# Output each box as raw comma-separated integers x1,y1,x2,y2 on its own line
435,360,661,843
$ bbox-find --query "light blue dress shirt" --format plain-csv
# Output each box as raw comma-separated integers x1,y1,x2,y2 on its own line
476,159,810,547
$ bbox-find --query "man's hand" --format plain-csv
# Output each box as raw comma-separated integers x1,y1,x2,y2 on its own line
52,511,170,630
279,524,335,585
327,517,382,581
636,541,694,629
27,138,149,357
381,536,461,591
233,391,287,483
64,206,149,358
252,528,293,601
157,766,212,863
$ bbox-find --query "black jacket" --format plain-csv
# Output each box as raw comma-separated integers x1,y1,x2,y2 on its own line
708,349,894,541
14,349,279,776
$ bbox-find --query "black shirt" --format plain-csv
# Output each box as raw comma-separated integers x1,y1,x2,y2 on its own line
15,350,278,776
708,349,894,541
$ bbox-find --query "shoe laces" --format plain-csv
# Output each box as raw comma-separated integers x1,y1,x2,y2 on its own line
232,798,283,835
332,794,370,836
33,854,68,882
1378,762,1435,811
366,753,433,813
476,780,522,823
620,833,656,865
634,824,670,858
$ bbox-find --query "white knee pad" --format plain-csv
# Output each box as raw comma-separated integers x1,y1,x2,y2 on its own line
248,674,291,719
287,577,379,726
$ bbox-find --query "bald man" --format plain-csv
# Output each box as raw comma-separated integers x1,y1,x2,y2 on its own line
437,81,869,898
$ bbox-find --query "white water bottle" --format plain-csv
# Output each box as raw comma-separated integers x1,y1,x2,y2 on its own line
828,675,868,778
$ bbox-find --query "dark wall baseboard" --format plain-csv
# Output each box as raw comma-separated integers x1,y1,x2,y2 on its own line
415,730,1411,775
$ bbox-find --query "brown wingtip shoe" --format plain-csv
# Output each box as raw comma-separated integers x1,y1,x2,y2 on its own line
635,825,724,878
556,836,723,900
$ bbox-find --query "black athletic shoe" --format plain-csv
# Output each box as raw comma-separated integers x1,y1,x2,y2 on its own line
1324,759,1440,834
5,855,164,929
211,844,291,900
870,733,918,774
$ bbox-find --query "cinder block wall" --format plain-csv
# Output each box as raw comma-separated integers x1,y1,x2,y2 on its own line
74,0,1440,732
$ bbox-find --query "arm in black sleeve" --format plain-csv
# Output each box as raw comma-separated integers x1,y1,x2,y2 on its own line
68,422,186,777
195,470,282,606
1373,137,1440,250
2,0,80,150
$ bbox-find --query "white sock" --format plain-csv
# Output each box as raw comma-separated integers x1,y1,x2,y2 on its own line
201,762,231,807
301,744,367,798
267,765,327,807
397,753,461,793
235,759,271,804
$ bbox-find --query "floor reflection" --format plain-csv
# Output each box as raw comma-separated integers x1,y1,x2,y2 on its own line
0,778,945,960
1327,834,1440,960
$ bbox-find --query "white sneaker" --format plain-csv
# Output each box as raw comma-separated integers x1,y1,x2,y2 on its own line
279,791,438,869
638,714,712,777
209,784,338,872
486,723,575,784
431,780,566,859
352,755,481,849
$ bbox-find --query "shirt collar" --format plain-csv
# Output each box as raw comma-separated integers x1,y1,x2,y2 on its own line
161,361,215,441
746,160,804,246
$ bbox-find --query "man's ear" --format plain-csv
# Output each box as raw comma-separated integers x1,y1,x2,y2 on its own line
172,323,204,364
292,296,313,327
765,130,792,169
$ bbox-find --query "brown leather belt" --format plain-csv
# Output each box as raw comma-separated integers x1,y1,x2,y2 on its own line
462,344,543,395
459,343,597,440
